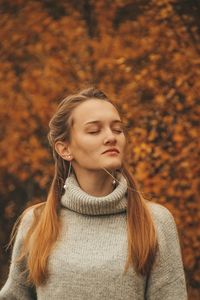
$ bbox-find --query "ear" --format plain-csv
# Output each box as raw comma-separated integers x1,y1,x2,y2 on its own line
54,141,72,161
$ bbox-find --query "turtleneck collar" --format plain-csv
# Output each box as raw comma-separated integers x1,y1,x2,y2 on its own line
60,171,128,216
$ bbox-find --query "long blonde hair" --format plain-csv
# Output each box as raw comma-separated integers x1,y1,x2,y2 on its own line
10,87,158,286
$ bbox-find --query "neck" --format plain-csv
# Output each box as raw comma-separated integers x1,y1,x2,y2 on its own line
71,168,117,197
61,170,128,216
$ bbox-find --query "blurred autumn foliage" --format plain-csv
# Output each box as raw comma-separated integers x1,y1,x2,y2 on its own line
0,0,200,298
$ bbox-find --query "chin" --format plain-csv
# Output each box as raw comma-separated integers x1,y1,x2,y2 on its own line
103,161,122,171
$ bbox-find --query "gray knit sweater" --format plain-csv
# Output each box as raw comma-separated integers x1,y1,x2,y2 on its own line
0,172,187,300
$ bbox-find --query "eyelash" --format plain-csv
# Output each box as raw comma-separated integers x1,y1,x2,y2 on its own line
88,129,123,134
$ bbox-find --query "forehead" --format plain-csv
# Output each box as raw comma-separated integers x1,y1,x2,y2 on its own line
71,99,120,126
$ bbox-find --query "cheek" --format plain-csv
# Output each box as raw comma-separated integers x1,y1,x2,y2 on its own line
120,135,126,148
72,135,100,156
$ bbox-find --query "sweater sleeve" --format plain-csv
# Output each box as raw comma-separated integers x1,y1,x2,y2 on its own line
0,209,37,300
145,204,188,300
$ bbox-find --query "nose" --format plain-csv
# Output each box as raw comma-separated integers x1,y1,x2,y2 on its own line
103,128,117,144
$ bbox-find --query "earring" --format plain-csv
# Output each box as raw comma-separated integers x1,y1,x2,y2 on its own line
66,154,71,160
112,179,116,185
63,161,72,189
68,160,72,175
112,170,118,188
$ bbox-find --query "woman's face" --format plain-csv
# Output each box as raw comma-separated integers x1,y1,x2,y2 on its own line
68,99,126,172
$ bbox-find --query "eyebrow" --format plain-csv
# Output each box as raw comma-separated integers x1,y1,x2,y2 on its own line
84,120,122,126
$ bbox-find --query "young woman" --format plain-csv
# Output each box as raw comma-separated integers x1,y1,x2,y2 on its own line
0,87,187,299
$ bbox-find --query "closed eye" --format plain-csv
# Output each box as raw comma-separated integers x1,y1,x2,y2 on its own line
88,131,99,134
88,129,123,134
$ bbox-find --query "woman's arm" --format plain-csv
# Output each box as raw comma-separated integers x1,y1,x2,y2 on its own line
145,203,188,300
0,209,37,300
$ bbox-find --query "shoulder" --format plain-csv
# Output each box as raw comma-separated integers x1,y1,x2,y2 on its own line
146,201,181,248
146,201,179,241
146,201,176,227
17,202,45,238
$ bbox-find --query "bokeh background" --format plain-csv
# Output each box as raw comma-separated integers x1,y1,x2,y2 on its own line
0,0,200,298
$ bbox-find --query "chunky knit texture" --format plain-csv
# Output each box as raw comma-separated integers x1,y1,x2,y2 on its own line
0,172,187,299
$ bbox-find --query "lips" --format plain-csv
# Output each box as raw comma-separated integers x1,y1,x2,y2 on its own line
102,148,119,154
